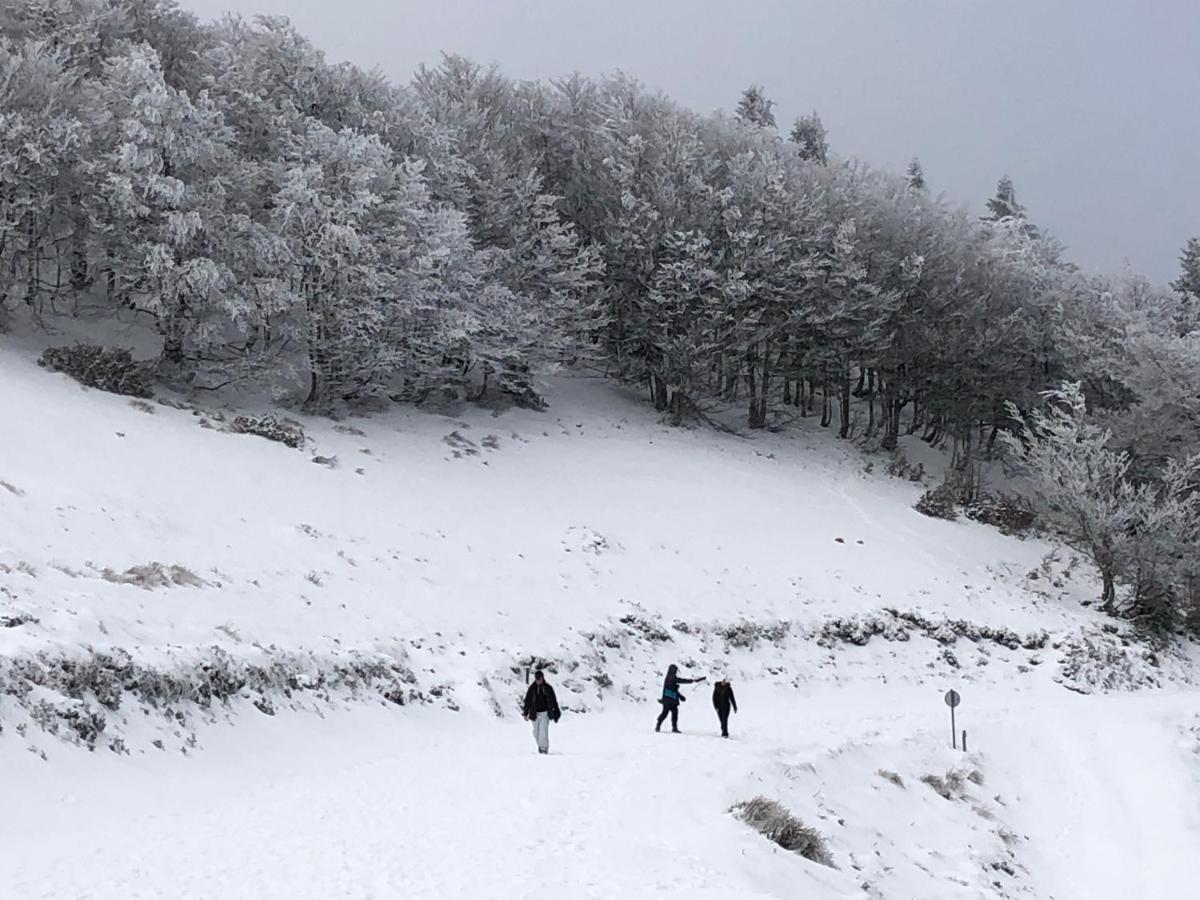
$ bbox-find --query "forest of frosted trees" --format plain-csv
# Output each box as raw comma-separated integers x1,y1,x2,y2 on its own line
3,1,1200,633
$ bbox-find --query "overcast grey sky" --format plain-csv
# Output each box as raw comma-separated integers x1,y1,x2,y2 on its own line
181,0,1197,283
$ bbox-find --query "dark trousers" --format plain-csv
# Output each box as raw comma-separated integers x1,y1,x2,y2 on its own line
717,708,730,737
656,700,679,731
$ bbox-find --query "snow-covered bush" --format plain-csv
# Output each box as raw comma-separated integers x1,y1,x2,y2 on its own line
38,345,153,398
914,484,958,521
717,620,790,648
964,493,1037,536
730,797,834,867
230,415,306,450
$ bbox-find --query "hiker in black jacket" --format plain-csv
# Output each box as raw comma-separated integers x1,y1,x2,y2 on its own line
655,664,705,733
711,678,738,738
522,669,560,754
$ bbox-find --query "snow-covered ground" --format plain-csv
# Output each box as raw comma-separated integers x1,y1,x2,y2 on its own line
2,330,1198,899
5,688,1198,899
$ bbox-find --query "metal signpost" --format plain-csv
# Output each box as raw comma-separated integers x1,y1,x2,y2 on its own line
944,689,961,749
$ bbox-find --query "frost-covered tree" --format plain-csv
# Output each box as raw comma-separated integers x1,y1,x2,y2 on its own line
271,125,455,409
1003,383,1149,612
906,157,925,191
983,174,1043,242
1171,236,1200,334
735,84,776,129
2,0,1196,499
643,230,723,421
789,112,828,164
0,37,84,322
985,175,1024,221
802,220,897,437
87,45,240,367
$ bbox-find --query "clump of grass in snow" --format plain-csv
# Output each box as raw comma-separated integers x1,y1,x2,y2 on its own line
921,768,983,801
730,796,835,867
101,563,206,589
876,769,905,788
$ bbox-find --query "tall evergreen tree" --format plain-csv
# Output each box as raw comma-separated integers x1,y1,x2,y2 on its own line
735,84,775,128
985,175,1025,220
1171,237,1200,334
789,112,828,164
985,175,1040,240
906,157,926,191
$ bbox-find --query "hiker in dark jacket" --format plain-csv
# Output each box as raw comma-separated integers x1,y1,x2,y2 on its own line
655,663,705,733
522,669,561,754
711,678,738,738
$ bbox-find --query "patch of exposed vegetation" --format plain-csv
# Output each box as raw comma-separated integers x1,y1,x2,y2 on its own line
730,796,835,867
1,646,426,751
229,414,305,449
38,344,153,398
101,563,207,590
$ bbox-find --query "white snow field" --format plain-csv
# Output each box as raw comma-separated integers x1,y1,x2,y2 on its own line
2,333,1198,899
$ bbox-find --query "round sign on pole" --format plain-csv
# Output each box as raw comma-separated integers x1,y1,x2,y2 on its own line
944,689,961,708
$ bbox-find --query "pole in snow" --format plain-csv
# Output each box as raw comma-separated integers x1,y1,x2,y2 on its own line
944,689,961,749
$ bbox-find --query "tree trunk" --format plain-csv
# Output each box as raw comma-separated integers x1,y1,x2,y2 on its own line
747,344,771,429
1100,568,1117,614
867,373,878,437
882,392,901,451
652,373,669,412
669,389,685,425
838,374,852,439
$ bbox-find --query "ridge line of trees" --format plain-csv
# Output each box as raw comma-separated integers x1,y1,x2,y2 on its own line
4,2,1200,632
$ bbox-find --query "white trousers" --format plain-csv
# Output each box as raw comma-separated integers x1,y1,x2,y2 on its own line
532,712,550,752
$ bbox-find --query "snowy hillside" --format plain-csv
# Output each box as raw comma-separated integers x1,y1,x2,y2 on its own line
1,333,1198,900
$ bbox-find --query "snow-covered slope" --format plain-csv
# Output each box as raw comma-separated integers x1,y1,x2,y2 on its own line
1,335,1197,899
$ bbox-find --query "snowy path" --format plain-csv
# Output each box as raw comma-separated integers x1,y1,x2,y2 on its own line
4,688,1197,899
5,704,840,899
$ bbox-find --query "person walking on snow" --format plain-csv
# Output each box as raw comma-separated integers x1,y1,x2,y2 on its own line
711,678,738,738
655,664,705,733
523,669,560,754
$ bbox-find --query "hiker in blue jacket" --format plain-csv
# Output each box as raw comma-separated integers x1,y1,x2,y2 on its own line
655,664,705,733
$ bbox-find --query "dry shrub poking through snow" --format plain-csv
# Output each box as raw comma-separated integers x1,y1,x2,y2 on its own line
38,344,153,398
921,768,982,801
964,493,1037,536
101,563,206,590
229,415,305,449
914,484,959,521
730,797,835,867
